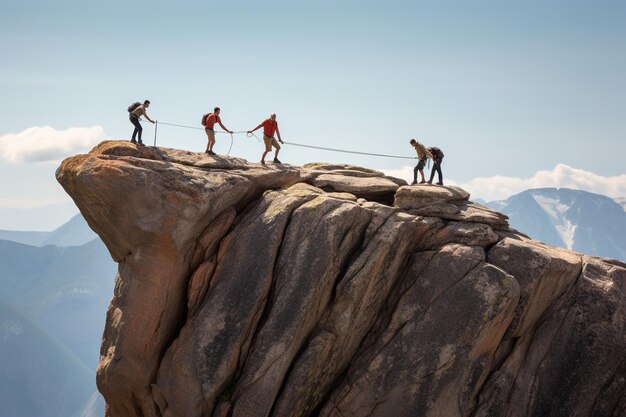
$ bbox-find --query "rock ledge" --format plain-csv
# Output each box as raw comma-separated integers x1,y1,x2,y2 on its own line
56,141,626,417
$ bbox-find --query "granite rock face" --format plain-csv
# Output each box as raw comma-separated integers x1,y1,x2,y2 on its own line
56,141,626,417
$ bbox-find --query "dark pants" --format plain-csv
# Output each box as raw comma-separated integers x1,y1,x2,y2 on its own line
413,159,426,182
429,159,443,184
130,115,142,142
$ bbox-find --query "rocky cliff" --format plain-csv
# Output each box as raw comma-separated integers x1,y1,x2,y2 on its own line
56,141,626,417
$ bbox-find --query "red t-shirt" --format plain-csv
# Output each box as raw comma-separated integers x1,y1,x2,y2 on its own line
262,119,278,137
206,113,221,130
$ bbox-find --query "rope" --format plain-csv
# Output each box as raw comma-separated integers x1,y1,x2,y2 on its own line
227,133,234,155
245,131,413,159
154,120,247,134
246,132,263,143
141,119,416,160
282,141,415,160
156,121,203,131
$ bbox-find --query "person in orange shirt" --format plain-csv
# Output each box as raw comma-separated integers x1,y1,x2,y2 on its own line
203,107,233,155
248,113,284,164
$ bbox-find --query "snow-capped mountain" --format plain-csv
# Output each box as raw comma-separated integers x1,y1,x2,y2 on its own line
486,188,626,261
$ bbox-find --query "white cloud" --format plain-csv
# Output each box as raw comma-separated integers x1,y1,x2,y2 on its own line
0,125,106,163
382,164,626,201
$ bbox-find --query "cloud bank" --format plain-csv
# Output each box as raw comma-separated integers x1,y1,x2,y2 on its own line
0,126,106,163
382,164,626,201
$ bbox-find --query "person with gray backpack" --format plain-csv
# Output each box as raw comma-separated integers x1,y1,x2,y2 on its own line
128,100,155,145
427,146,445,185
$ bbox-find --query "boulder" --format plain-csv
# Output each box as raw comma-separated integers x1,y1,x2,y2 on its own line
395,186,510,229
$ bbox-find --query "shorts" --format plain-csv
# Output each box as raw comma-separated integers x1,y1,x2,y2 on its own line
264,135,280,152
416,159,426,170
205,128,215,142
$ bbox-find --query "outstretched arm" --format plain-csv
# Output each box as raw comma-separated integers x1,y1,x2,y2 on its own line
248,122,264,133
218,121,232,134
138,107,155,123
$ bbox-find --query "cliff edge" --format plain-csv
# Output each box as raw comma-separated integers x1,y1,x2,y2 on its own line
56,141,626,417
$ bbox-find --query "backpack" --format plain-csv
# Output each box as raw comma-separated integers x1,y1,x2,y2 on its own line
201,113,211,127
430,147,444,159
128,102,141,113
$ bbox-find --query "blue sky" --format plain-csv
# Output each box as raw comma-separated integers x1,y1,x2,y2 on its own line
1,0,625,229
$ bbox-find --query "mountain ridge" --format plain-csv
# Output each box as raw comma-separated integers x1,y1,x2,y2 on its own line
0,299,95,417
0,201,78,232
486,187,626,260
0,213,96,247
0,233,115,417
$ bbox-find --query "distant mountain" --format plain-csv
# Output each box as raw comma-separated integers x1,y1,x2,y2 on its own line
471,197,487,205
487,190,566,247
0,213,96,247
0,300,94,417
0,201,78,232
486,188,626,261
0,238,115,368
615,197,626,211
0,229,49,246
0,213,115,417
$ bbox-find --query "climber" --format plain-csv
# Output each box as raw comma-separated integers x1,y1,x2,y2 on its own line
427,146,445,185
248,113,284,165
202,107,233,156
409,139,433,185
128,100,155,146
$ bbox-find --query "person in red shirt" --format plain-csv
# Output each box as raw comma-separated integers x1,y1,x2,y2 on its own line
248,113,284,164
204,107,233,156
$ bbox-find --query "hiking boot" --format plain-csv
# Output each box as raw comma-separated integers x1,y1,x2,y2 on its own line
419,180,426,184
206,150,216,156
426,180,432,185
436,182,443,186
137,141,145,146
260,160,265,165
130,139,137,144
273,158,282,164
410,181,417,186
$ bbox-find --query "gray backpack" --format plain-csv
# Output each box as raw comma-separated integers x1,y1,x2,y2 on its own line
127,102,141,113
